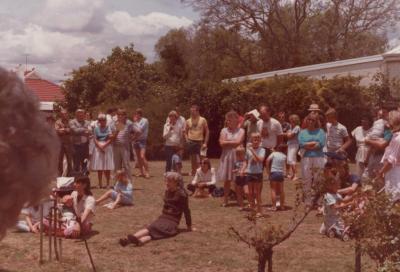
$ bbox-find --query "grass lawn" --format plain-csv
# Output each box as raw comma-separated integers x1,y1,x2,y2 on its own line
0,160,376,272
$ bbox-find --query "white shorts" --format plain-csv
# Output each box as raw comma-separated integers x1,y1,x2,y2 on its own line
287,144,299,165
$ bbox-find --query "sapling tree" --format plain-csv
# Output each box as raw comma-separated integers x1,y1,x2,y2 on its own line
230,168,329,272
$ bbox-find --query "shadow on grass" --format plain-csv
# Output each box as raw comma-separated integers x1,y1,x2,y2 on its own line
74,230,100,242
262,204,294,211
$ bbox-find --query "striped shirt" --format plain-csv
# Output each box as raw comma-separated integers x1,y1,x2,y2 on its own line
326,122,348,152
113,120,135,147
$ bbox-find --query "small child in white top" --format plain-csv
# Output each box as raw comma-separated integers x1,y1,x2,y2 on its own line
266,145,287,210
61,194,78,237
187,158,217,197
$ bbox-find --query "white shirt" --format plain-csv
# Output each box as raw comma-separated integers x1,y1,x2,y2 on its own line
71,191,95,223
256,118,283,149
352,126,370,162
191,168,217,186
163,122,184,146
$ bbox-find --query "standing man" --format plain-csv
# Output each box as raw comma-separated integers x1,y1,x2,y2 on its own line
55,109,73,176
185,105,209,176
113,108,137,180
257,105,283,162
69,109,91,173
325,108,352,154
133,108,150,179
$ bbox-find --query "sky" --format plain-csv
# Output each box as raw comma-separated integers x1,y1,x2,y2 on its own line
0,0,198,81
1,1,399,82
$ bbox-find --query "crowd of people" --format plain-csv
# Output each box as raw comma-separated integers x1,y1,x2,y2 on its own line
17,102,400,245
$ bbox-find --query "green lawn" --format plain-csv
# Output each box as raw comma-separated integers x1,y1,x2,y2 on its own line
0,160,375,272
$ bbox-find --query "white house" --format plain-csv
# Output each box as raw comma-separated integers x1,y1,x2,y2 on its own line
229,45,400,87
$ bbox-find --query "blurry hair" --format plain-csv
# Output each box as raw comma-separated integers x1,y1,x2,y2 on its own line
388,110,400,131
225,110,239,120
97,113,106,120
168,110,178,118
235,145,246,156
135,108,143,116
289,114,300,126
75,176,92,196
0,68,59,239
251,132,261,139
200,158,211,169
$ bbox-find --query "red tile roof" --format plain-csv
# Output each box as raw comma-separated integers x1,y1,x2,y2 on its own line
25,78,64,102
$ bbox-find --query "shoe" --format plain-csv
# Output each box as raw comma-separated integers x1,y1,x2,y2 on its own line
144,174,150,179
255,212,263,218
221,203,228,207
119,238,130,247
267,206,277,211
127,234,140,246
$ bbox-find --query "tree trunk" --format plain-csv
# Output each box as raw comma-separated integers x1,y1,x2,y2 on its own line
355,241,361,272
258,251,267,272
258,249,273,272
267,250,273,272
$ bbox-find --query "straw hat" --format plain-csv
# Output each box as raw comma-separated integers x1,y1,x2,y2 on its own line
308,104,321,112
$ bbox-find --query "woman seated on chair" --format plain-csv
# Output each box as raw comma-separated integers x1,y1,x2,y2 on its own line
119,172,192,247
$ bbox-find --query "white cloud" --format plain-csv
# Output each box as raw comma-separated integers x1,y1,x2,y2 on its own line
37,0,104,32
106,11,193,36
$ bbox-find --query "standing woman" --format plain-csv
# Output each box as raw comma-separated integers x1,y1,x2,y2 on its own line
119,172,191,246
377,110,400,201
351,116,372,177
218,111,245,207
163,111,184,172
70,176,96,238
298,114,326,207
286,114,301,180
90,113,115,188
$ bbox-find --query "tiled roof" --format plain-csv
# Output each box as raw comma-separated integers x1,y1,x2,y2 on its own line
25,78,64,102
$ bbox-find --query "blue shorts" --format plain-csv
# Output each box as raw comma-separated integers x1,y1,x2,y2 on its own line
133,139,147,150
246,173,263,183
269,172,284,182
111,191,133,205
235,176,247,186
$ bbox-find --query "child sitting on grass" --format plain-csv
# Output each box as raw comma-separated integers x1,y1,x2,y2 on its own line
187,158,217,197
60,194,78,238
16,203,51,233
266,144,287,211
233,146,247,210
96,169,133,209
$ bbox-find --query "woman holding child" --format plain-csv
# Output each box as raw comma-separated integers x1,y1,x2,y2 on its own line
377,110,400,202
217,111,245,207
119,172,191,247
90,113,115,189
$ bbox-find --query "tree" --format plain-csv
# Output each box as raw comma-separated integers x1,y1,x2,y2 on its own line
62,44,157,112
182,0,398,72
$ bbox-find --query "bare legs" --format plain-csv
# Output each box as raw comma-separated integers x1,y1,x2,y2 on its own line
95,190,121,209
119,228,152,247
235,185,245,209
190,154,199,176
222,180,231,206
97,170,111,188
270,181,285,210
135,148,149,178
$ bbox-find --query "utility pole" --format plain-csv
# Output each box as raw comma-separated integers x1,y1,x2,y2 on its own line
25,54,29,72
